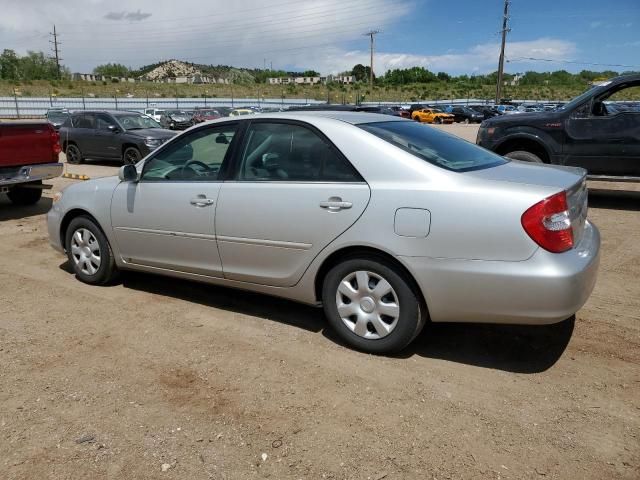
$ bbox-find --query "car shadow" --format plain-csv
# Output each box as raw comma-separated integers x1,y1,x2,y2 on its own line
0,196,52,221
81,159,122,168
401,317,575,373
588,188,640,211
58,262,574,372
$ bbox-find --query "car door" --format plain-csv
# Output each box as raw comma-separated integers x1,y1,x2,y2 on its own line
110,122,239,276
215,120,371,287
93,113,122,160
564,82,640,176
70,113,97,156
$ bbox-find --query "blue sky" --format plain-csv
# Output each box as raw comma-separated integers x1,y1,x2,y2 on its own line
1,0,639,75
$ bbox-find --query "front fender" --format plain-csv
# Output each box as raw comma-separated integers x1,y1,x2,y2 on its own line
493,128,558,159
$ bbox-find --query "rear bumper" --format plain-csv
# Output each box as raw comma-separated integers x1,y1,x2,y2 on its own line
401,221,600,325
0,162,63,187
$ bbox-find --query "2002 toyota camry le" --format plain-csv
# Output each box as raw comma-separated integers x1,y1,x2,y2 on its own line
48,112,600,353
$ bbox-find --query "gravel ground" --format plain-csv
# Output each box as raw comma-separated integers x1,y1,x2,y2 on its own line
0,124,638,479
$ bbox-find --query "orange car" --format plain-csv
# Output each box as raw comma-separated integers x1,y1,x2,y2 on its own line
411,108,455,124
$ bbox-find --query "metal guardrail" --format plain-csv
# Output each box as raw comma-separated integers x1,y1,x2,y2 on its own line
0,96,326,118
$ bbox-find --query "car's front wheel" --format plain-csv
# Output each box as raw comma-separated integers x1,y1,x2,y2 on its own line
504,150,543,163
435,117,443,124
322,258,425,354
65,216,118,285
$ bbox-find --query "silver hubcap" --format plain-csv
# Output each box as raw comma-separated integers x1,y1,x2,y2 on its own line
70,228,101,275
335,270,400,340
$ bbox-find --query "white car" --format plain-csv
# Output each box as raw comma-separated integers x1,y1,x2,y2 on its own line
143,108,166,123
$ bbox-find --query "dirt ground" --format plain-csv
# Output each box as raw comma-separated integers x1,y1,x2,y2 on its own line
1,124,638,479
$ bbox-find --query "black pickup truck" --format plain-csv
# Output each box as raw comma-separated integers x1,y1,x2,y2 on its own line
477,74,640,180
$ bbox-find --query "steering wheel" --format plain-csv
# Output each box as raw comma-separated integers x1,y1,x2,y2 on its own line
183,160,212,177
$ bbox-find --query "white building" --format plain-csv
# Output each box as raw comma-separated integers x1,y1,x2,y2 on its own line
267,75,353,85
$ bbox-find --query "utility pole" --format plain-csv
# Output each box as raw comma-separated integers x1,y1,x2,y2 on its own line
50,24,62,80
364,30,380,91
495,0,510,104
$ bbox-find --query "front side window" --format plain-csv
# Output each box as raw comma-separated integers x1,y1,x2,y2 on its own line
236,122,362,182
359,121,507,172
95,114,114,130
141,124,237,182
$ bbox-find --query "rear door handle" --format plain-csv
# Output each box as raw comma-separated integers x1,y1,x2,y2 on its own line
190,196,214,207
319,197,352,211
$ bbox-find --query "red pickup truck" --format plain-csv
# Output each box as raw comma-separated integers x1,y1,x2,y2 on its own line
0,120,63,205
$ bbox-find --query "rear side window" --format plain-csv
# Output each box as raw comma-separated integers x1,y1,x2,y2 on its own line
359,121,507,172
236,122,362,182
72,114,95,129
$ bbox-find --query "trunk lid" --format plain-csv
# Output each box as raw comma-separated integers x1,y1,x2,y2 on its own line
466,160,588,247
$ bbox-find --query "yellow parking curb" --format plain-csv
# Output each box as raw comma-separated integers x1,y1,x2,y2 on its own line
62,173,90,181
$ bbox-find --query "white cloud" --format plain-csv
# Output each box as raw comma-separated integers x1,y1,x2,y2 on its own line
0,0,411,72
302,38,577,75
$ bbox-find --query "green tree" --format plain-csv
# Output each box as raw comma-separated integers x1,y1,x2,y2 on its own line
352,64,368,82
302,70,320,77
0,49,20,80
93,63,131,77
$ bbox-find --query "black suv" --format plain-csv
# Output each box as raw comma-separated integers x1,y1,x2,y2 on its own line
59,110,177,164
477,74,640,178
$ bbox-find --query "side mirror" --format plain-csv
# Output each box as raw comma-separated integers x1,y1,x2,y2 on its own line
108,125,120,133
118,164,138,182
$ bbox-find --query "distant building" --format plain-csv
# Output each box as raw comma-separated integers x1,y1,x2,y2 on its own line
267,75,353,85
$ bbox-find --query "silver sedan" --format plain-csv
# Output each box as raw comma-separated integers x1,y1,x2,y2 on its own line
48,112,600,353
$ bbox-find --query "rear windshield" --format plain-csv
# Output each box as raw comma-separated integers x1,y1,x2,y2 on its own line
359,121,508,172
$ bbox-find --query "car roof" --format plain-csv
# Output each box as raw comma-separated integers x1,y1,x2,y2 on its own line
71,110,139,115
246,111,407,125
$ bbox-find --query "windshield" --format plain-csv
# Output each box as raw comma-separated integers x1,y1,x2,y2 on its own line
167,110,190,116
113,113,161,130
359,121,507,172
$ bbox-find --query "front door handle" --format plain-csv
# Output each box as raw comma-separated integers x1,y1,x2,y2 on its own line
319,197,352,211
190,196,214,207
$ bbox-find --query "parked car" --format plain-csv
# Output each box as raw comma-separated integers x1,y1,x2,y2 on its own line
0,120,62,205
477,74,640,179
59,110,177,165
495,105,518,115
468,105,502,120
444,106,484,124
229,108,256,117
159,110,194,130
191,109,222,123
48,112,599,354
45,108,70,130
143,108,165,122
411,108,455,124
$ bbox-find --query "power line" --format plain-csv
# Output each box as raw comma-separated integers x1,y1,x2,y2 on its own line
49,24,62,79
495,0,510,103
364,30,380,91
507,57,640,69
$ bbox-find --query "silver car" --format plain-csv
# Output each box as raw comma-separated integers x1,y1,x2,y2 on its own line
48,112,600,353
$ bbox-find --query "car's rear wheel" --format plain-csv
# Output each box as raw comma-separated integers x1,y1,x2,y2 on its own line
65,144,83,164
504,150,543,163
123,147,142,165
435,117,443,124
65,216,118,285
7,181,42,205
322,258,425,354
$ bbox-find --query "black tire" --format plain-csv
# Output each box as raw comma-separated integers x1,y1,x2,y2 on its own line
504,150,543,163
435,117,443,124
7,181,42,205
463,118,470,124
123,147,142,165
322,257,426,354
65,143,83,164
65,216,118,285
413,115,421,122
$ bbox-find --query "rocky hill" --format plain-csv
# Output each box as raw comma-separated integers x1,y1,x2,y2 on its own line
139,60,200,80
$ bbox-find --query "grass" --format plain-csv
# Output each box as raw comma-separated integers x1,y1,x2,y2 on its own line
2,80,639,103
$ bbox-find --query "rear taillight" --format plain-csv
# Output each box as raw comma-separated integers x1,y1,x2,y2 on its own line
521,191,574,253
50,127,61,160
